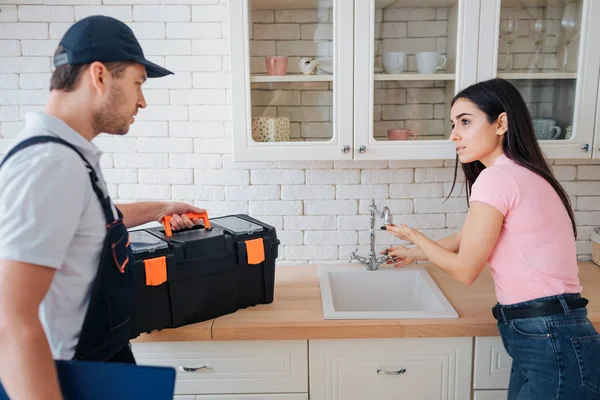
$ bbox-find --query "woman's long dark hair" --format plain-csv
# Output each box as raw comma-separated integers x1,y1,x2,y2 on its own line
448,78,577,238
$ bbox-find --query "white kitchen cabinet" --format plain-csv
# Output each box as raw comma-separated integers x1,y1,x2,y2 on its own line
131,340,308,396
473,337,512,390
594,76,600,159
175,396,307,400
309,337,473,400
478,0,600,159
229,0,355,161
135,336,517,398
229,0,600,161
473,390,510,400
352,0,480,160
229,0,479,161
195,395,308,400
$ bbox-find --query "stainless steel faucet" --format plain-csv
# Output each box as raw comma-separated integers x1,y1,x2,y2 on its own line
349,198,392,271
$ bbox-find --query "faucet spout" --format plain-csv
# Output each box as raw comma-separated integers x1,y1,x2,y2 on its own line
348,199,393,271
382,206,392,226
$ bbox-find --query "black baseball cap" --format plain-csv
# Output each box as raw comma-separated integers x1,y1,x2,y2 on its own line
53,15,173,78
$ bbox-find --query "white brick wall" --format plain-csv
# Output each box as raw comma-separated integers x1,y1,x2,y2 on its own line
1,1,599,264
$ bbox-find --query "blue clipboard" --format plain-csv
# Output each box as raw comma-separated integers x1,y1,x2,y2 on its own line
0,360,176,400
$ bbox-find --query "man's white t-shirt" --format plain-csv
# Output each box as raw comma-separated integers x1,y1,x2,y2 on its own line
0,112,112,360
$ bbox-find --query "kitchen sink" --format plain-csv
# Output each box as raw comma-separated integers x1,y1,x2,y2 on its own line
318,265,458,320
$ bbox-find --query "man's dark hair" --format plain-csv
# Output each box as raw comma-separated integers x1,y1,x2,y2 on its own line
50,45,136,92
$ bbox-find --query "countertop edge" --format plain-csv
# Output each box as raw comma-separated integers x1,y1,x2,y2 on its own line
133,262,600,343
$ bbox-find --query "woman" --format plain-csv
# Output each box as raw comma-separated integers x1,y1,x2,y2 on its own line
382,78,600,399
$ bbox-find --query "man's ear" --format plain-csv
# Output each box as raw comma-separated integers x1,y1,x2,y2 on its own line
88,62,109,94
496,112,508,137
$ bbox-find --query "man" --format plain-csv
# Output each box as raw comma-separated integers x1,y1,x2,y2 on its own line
0,16,203,399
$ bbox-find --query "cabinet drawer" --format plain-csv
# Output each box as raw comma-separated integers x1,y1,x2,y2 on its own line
474,337,512,390
132,340,308,395
309,338,472,400
196,395,308,400
473,390,509,400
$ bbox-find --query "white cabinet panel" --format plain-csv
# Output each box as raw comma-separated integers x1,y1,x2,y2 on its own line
196,395,308,400
309,337,472,400
473,390,509,400
594,74,600,159
132,340,308,395
474,337,512,390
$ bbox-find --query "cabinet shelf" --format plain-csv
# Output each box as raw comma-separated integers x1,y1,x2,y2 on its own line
497,72,577,80
250,0,332,9
252,73,458,82
250,75,333,83
251,0,459,8
374,73,455,81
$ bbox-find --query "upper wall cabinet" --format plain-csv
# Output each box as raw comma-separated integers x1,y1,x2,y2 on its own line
229,0,600,161
478,0,599,159
352,0,480,160
229,0,355,161
595,82,600,159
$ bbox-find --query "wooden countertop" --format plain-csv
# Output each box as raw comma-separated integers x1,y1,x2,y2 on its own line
132,262,600,342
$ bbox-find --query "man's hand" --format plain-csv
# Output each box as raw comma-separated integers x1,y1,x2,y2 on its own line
117,202,207,230
154,202,207,231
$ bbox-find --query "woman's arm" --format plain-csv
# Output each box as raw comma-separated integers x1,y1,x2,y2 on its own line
402,231,462,262
385,202,503,284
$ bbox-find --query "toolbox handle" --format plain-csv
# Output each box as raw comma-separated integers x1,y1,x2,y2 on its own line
162,212,212,237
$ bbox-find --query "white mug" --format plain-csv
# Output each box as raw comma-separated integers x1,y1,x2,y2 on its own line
382,52,407,74
416,52,447,74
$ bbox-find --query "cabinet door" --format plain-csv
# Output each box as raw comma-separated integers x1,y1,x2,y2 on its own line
132,340,308,395
473,391,509,400
478,0,599,159
473,337,512,390
229,0,354,161
196,395,308,400
594,76,600,159
353,0,481,160
309,338,472,400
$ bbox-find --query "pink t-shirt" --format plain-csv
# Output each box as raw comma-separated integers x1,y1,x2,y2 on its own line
469,153,582,305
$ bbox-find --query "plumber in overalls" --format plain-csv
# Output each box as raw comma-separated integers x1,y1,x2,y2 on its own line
0,16,204,400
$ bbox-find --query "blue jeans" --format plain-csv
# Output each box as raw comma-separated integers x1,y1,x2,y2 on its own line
497,294,600,400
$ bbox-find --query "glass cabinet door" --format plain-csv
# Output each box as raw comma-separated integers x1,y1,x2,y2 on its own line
353,0,480,160
478,0,600,159
229,0,354,161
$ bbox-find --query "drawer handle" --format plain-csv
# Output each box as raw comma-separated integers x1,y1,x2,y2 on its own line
179,366,210,372
377,368,406,375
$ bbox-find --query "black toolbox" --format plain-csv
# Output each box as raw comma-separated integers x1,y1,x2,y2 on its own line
128,213,279,339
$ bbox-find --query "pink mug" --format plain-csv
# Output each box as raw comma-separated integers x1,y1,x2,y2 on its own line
387,129,417,140
265,56,288,76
